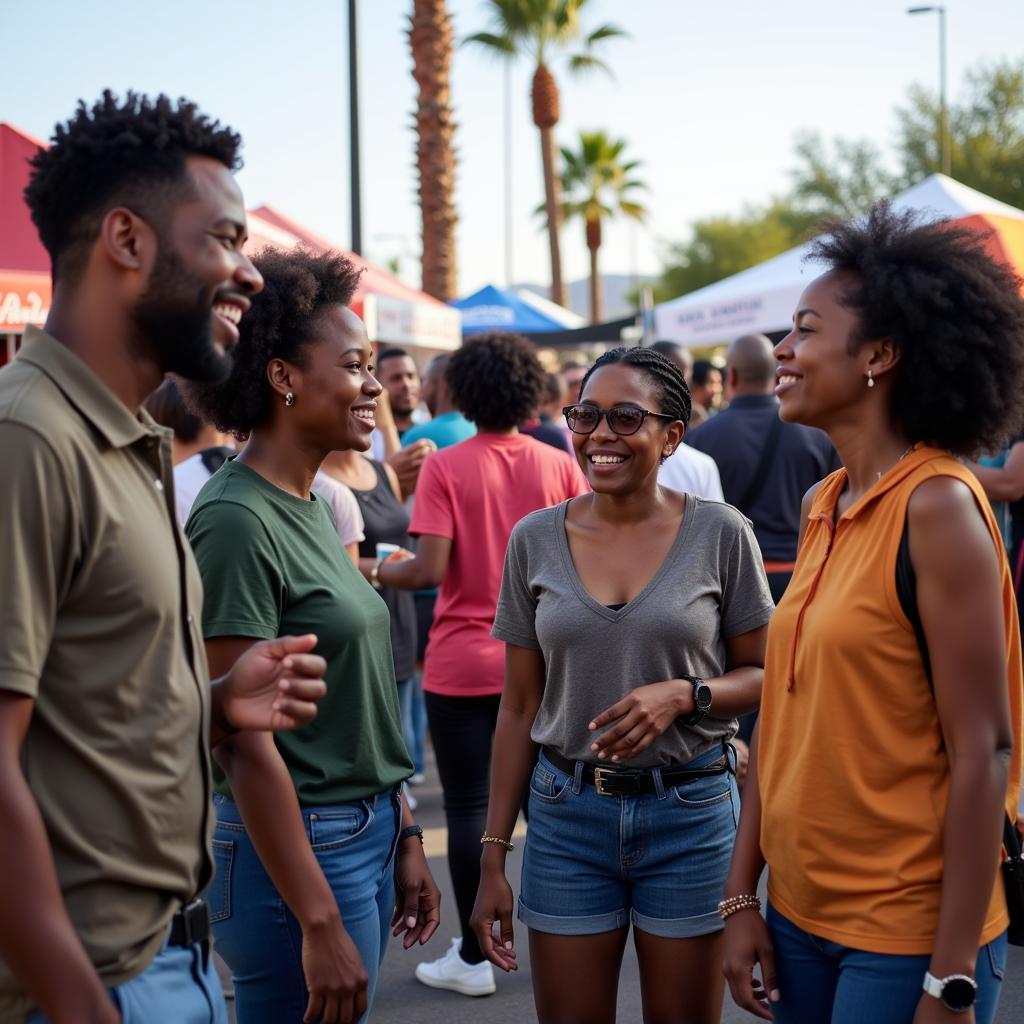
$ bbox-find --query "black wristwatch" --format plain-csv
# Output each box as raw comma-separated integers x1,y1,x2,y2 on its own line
922,971,977,1012
681,675,713,726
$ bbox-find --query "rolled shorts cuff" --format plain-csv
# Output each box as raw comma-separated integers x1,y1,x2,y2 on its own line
517,896,628,935
631,906,723,939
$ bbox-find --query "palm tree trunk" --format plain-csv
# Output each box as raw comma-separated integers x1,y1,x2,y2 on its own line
409,0,457,301
586,217,603,324
532,63,566,307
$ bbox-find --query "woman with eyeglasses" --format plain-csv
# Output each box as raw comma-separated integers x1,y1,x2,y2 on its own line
471,346,774,1023
377,331,586,997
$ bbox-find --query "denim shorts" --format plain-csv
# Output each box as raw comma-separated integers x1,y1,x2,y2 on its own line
518,743,739,938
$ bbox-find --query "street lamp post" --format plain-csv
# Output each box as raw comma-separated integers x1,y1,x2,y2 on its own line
348,0,363,253
907,5,951,177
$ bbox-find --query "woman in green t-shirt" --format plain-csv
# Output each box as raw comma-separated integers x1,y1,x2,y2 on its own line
184,248,440,1023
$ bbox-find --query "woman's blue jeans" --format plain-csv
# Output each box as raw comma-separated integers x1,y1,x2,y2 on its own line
766,902,1007,1024
207,788,402,1023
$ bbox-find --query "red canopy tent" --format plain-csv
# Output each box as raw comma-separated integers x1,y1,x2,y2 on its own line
246,205,461,352
0,124,50,351
0,122,460,363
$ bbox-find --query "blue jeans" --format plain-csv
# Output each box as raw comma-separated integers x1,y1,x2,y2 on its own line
27,934,227,1023
395,674,425,775
208,788,402,1023
766,902,1007,1024
519,743,739,937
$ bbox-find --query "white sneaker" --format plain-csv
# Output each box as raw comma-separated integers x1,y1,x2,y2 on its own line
414,937,496,996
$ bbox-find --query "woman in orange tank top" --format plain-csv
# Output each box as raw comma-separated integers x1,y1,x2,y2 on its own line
722,203,1024,1024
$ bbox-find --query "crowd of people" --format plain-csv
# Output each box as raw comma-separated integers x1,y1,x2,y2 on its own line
3,90,1024,1024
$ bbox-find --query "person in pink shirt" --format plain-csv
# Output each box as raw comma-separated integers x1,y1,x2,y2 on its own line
379,332,586,996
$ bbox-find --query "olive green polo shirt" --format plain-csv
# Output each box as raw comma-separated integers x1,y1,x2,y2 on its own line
0,327,214,1021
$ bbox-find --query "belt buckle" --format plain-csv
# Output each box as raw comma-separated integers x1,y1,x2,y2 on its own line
594,766,615,797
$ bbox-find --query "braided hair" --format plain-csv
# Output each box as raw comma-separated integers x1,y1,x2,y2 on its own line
578,347,692,428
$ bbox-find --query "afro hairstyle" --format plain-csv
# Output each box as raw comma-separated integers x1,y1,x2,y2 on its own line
811,201,1024,455
445,332,545,430
25,90,243,283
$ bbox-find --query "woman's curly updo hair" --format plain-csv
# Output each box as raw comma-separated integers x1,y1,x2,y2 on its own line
578,346,692,428
446,332,545,430
184,247,363,436
811,201,1024,455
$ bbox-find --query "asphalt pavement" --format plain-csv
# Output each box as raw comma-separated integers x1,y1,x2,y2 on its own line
225,746,1024,1022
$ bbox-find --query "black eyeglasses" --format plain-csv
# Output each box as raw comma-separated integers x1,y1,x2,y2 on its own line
563,403,676,437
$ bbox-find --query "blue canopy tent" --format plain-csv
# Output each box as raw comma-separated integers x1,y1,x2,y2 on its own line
450,284,569,335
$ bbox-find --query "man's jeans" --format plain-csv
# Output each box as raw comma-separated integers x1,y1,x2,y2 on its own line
28,936,227,1024
766,902,1007,1024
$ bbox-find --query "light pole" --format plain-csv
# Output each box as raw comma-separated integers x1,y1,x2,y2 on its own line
907,5,950,177
348,0,362,253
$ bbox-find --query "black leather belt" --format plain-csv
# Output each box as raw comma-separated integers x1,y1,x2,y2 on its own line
541,745,731,797
168,898,210,968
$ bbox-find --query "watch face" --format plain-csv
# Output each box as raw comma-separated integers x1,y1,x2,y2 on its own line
942,977,976,1012
695,683,713,712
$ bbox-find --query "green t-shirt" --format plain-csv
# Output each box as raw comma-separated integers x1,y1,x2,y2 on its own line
186,459,412,804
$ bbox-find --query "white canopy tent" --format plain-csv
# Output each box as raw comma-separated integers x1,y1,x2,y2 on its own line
653,176,1024,348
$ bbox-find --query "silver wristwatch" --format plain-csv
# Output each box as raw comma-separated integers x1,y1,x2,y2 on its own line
922,971,977,1013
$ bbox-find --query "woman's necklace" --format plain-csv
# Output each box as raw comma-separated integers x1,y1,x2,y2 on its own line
877,443,918,481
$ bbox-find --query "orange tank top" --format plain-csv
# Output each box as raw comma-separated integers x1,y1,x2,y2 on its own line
758,447,1023,955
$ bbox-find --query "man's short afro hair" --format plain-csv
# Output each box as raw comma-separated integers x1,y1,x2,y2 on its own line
25,90,243,282
446,332,545,430
811,201,1024,455
183,247,364,437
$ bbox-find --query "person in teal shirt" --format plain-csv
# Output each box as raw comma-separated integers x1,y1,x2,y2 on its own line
402,354,476,450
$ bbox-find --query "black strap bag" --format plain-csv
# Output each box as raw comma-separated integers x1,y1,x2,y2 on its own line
896,523,1024,946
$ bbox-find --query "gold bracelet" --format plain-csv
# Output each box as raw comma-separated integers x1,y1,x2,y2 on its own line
718,894,762,920
480,834,514,851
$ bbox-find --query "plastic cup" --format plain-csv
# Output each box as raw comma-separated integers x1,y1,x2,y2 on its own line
376,542,401,563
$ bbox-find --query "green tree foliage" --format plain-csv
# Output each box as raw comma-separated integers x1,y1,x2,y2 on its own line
653,58,1024,303
896,61,1024,204
650,200,818,304
559,130,646,322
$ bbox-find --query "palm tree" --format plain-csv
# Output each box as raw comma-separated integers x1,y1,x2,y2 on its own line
409,0,458,301
559,130,646,323
465,0,624,307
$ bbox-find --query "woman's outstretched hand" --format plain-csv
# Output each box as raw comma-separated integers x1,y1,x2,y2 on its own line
588,678,694,762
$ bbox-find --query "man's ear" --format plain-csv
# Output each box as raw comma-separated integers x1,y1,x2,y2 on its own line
100,207,156,272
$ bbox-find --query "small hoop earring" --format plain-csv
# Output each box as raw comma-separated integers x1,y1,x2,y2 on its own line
285,392,295,406
866,370,875,389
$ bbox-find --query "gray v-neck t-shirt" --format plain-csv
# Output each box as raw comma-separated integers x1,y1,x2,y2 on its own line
492,496,774,767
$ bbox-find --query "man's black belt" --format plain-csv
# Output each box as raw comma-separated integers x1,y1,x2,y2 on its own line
541,745,731,797
168,898,210,967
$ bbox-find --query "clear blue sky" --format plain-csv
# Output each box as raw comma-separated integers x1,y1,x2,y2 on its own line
2,1,1021,296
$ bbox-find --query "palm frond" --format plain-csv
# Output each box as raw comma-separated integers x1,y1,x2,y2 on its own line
567,53,611,76
462,31,518,56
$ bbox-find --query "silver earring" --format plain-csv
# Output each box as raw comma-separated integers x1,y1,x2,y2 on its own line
866,370,875,389
285,392,295,406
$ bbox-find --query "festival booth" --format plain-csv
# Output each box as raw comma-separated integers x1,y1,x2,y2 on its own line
450,283,582,336
246,205,461,355
0,123,50,363
654,175,1024,348
0,122,461,365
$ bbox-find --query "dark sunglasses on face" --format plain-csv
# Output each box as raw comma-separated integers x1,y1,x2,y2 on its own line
563,403,676,437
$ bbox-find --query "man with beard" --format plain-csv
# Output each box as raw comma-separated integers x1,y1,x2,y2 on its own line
0,92,328,1024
